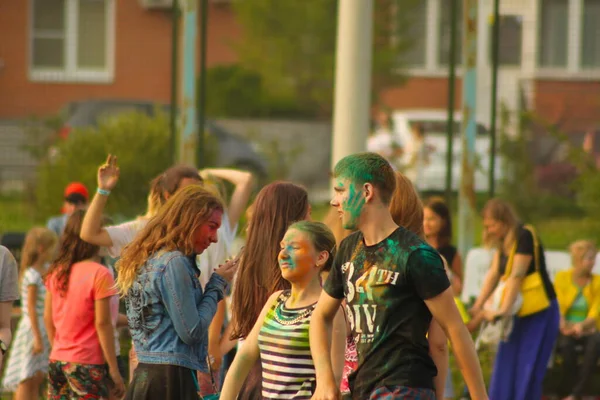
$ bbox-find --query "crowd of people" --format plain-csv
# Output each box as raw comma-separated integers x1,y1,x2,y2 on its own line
0,151,598,400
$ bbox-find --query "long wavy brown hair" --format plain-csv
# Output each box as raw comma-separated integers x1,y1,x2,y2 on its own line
116,185,224,295
45,210,101,296
389,171,424,238
230,181,309,340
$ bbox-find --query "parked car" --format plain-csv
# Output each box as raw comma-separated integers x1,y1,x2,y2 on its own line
56,99,268,178
391,109,503,193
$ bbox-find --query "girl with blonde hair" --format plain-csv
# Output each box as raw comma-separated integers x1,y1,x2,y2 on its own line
117,185,239,400
472,198,558,400
2,228,57,399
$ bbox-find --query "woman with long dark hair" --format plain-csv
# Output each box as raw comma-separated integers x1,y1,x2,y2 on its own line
229,181,310,399
423,197,463,294
44,210,125,399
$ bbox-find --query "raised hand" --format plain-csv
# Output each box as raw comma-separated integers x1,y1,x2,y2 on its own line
98,154,120,191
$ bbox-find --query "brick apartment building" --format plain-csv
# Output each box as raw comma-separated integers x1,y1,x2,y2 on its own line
0,0,598,133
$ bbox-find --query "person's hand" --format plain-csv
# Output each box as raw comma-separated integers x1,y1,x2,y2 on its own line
215,258,239,283
98,154,120,191
208,351,222,372
482,309,504,322
109,367,125,398
32,336,43,355
572,323,585,338
469,304,482,317
311,380,342,400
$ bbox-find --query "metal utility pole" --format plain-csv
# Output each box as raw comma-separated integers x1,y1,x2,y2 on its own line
330,0,373,174
197,0,208,168
489,0,500,198
169,0,180,165
445,0,459,204
178,0,198,166
457,0,478,261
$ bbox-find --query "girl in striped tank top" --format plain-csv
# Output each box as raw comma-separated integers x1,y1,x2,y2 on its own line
221,221,347,399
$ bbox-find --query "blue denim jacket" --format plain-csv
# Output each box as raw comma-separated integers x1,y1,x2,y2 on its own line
125,250,227,372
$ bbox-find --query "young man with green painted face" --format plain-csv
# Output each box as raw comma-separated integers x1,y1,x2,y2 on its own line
309,153,487,400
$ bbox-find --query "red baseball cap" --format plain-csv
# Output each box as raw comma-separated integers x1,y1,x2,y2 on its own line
64,182,89,201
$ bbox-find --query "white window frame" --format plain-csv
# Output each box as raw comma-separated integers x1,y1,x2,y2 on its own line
404,0,463,77
401,0,600,80
535,0,600,79
28,0,116,84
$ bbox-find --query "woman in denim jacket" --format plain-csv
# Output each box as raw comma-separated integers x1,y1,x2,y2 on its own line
116,185,239,400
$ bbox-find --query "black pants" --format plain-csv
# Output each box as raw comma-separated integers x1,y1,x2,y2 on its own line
557,332,600,398
125,363,200,400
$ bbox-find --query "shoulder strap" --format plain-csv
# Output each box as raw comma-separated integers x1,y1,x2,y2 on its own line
503,225,540,279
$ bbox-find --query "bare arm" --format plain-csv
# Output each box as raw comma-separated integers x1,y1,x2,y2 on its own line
219,322,238,356
27,285,43,342
497,254,531,316
0,301,12,365
428,320,448,400
330,307,347,386
116,313,129,328
451,252,464,294
426,288,487,400
221,291,280,400
80,193,113,247
309,291,344,398
201,168,255,231
95,297,120,373
44,292,55,346
472,252,501,311
95,296,125,397
80,154,120,247
207,300,227,370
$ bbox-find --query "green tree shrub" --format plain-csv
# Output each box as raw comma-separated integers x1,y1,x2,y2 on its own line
35,111,178,221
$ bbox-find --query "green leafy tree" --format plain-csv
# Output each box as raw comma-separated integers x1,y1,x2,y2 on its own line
35,111,175,221
232,0,420,118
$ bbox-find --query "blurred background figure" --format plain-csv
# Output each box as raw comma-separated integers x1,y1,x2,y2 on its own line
554,240,600,400
47,182,89,237
367,109,403,169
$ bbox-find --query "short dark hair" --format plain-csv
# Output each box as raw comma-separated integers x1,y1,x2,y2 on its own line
332,152,396,204
64,193,87,206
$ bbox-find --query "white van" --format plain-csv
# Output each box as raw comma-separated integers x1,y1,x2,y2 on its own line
390,109,503,193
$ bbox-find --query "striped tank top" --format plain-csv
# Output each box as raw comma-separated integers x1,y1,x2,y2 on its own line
258,290,317,399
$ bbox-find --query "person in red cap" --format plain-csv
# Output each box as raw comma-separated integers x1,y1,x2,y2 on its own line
46,182,89,236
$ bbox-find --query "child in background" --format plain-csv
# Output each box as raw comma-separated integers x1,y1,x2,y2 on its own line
221,221,346,399
2,228,58,399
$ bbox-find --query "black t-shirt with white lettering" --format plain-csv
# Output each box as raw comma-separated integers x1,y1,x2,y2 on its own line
324,227,450,398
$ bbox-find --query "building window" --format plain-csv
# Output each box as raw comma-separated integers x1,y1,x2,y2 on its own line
489,15,523,66
402,0,427,67
438,0,462,66
538,0,569,68
582,0,600,68
30,0,114,82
